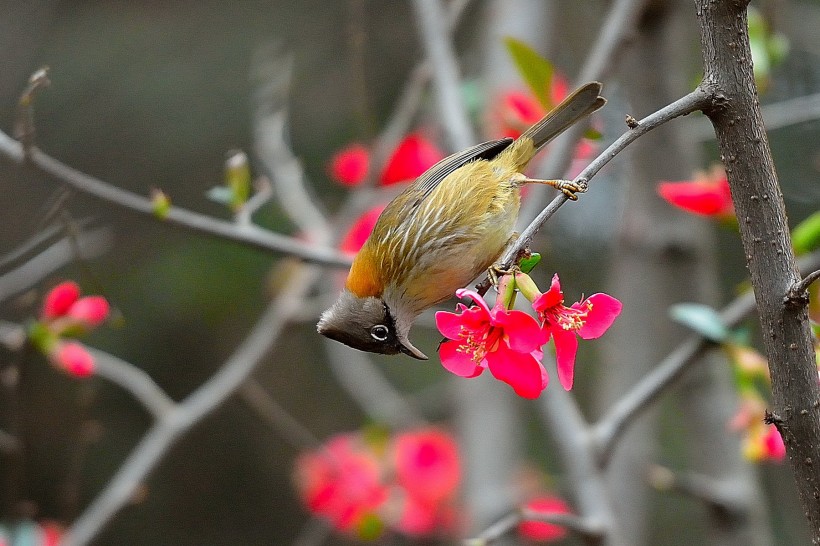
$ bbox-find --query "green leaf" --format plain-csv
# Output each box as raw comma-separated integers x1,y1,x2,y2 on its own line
357,513,384,541
504,37,554,109
792,211,820,256
518,252,541,274
669,303,729,342
584,127,603,140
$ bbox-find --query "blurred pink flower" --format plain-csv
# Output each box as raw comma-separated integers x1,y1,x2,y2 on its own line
328,144,370,187
379,134,444,186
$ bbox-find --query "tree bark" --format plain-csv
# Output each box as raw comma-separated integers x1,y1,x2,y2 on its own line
694,0,820,542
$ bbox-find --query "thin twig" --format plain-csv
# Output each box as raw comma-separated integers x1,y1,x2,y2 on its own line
411,0,475,150
464,508,604,545
238,380,322,450
0,227,113,305
60,265,321,546
251,47,331,238
88,348,176,420
519,0,650,222
592,250,820,466
0,218,95,271
788,268,820,301
0,130,351,268
478,87,713,294
322,339,427,428
648,464,751,517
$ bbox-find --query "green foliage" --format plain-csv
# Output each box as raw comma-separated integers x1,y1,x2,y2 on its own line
792,211,820,256
504,37,554,110
519,252,542,274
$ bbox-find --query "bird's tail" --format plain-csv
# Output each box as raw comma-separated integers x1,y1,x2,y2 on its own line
519,81,606,151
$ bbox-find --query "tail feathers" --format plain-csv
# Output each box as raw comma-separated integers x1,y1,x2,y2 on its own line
519,81,606,151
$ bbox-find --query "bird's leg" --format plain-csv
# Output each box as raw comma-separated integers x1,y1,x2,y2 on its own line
519,176,589,200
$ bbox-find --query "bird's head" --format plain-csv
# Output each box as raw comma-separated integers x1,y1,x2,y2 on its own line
317,290,428,360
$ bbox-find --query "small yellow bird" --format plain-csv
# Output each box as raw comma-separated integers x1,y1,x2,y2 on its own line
318,82,606,359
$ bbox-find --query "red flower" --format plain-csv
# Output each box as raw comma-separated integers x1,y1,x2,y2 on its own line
436,289,548,399
66,296,110,328
42,281,80,320
763,425,786,460
339,204,386,254
518,496,571,542
657,166,734,218
393,428,460,505
328,144,370,187
379,134,444,186
532,275,622,390
52,342,95,377
293,434,388,534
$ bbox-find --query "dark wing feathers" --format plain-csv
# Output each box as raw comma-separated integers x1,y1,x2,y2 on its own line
411,138,513,200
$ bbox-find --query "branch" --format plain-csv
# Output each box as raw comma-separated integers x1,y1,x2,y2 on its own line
88,348,176,420
322,339,427,428
519,0,650,221
411,0,475,150
238,380,322,450
592,250,820,466
0,227,113,304
787,268,820,302
648,464,752,518
695,0,820,538
0,130,351,268
61,265,321,546
464,509,604,546
478,87,713,293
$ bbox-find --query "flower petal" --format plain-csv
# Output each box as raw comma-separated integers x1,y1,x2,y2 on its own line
493,309,546,353
454,289,492,316
487,343,546,399
379,134,444,186
439,340,484,378
435,311,465,340
532,274,563,313
577,293,622,339
552,327,579,390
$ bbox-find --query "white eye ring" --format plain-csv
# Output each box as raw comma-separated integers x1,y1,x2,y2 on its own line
370,325,389,341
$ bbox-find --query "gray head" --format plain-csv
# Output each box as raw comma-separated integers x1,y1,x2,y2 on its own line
317,290,428,360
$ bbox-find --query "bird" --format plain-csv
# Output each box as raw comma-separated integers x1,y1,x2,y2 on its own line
318,82,606,360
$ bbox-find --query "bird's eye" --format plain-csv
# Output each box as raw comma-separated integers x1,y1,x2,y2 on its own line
370,324,389,342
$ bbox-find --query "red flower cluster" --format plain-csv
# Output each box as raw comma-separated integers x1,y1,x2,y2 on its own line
293,427,460,540
328,133,444,187
436,273,621,398
29,281,110,377
436,288,548,399
657,165,734,219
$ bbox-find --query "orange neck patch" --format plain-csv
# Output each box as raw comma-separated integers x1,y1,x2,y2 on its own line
346,249,383,297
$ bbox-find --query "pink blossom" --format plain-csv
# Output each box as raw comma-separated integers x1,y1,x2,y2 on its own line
67,296,110,328
393,428,460,505
52,342,95,377
328,144,370,187
518,496,571,542
436,289,548,399
657,166,734,218
42,281,80,320
293,434,388,534
379,134,444,186
532,274,622,390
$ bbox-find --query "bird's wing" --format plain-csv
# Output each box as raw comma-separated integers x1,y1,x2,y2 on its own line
410,137,513,201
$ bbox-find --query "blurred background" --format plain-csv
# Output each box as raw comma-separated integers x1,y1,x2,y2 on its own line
1,1,819,544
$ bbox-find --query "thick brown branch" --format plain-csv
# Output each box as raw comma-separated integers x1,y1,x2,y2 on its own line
694,0,820,540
